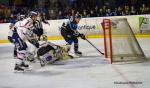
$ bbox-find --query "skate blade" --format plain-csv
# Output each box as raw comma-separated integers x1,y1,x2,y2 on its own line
14,70,24,73
14,69,32,73
75,54,82,57
69,53,82,58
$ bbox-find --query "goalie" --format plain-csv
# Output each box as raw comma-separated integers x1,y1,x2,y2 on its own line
37,42,73,67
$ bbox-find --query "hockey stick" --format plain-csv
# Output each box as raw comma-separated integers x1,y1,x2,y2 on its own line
77,30,104,55
85,38,104,55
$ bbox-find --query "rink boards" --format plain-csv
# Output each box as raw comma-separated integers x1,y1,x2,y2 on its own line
0,15,150,43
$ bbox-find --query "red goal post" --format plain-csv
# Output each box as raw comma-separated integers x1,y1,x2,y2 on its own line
102,19,113,64
102,18,146,64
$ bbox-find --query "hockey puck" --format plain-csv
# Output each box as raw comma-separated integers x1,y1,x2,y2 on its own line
121,57,124,59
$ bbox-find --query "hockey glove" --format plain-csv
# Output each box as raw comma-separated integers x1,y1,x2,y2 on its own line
8,36,13,43
80,33,86,40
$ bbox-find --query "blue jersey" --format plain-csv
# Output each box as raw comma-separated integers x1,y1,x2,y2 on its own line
9,18,18,29
10,18,17,25
67,16,78,31
61,16,81,44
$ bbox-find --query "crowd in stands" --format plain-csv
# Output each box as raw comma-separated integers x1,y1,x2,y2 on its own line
0,0,149,23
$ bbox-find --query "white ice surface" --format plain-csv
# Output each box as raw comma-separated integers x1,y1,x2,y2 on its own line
0,38,150,88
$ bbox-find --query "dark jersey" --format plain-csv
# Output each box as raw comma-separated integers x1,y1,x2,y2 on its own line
63,16,78,33
34,16,49,29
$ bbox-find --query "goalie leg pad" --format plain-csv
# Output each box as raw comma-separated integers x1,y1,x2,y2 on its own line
56,45,74,60
39,50,58,66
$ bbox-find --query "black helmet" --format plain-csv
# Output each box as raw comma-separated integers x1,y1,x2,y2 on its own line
75,14,81,19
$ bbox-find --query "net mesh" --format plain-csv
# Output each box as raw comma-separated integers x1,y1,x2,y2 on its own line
104,18,146,63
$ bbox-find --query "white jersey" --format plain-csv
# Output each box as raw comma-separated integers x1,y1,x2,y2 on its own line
20,17,34,29
8,21,17,37
8,28,13,37
14,17,35,41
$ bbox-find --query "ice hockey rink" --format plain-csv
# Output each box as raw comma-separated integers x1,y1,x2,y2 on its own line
0,38,150,88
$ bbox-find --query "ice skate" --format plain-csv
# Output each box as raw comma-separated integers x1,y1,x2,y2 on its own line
14,64,24,72
21,62,29,68
75,51,82,56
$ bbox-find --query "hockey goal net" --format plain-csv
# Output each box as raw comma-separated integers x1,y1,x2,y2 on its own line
102,18,146,64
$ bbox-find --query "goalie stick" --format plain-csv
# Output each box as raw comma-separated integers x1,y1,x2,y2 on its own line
85,38,104,55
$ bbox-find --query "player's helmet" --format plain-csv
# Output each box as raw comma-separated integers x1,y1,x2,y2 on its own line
20,15,25,20
74,13,81,24
75,14,81,19
16,13,25,21
29,11,38,17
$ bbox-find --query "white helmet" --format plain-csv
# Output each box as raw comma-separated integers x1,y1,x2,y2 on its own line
29,11,38,17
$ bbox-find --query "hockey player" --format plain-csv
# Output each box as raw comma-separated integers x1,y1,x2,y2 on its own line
60,14,86,55
8,22,17,57
8,14,25,57
12,11,38,71
33,12,50,41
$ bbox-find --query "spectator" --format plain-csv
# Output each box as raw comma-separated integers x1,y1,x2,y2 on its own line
49,9,56,20
130,6,137,15
94,6,99,17
105,8,111,16
0,0,149,22
57,10,64,19
42,0,50,20
146,7,150,14
63,7,70,19
82,10,88,18
89,10,97,17
109,8,117,16
0,7,4,23
102,5,107,15
69,0,77,9
4,6,11,18
140,4,147,14
117,6,124,16
71,9,75,16
98,8,104,17
124,5,130,15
